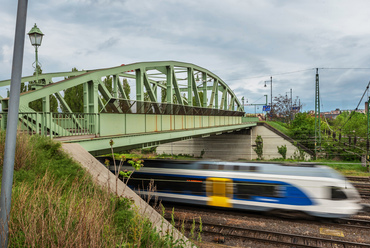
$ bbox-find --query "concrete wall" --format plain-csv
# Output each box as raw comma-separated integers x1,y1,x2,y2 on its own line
156,125,311,160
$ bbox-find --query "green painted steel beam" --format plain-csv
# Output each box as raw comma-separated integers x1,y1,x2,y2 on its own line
166,66,173,104
65,122,256,156
143,72,157,102
2,61,244,119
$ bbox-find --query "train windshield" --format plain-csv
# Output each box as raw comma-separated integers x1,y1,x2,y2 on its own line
261,164,346,179
319,166,346,180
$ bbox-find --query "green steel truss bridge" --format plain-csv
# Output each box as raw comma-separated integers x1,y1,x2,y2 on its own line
0,61,257,155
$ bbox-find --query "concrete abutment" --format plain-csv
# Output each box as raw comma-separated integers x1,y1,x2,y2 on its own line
156,124,312,160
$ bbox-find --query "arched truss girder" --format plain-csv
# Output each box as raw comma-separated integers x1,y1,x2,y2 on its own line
0,61,243,113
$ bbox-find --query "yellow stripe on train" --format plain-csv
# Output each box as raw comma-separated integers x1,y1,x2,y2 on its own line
206,177,233,208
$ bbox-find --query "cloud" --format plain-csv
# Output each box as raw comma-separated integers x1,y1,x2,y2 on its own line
2,0,370,112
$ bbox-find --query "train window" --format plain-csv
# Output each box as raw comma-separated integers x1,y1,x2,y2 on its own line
201,163,218,170
330,187,347,200
233,166,240,171
201,164,209,170
236,166,259,172
128,173,205,196
218,164,224,170
238,166,250,171
234,181,280,199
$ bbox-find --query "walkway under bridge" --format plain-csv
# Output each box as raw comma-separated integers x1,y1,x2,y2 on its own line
0,61,257,155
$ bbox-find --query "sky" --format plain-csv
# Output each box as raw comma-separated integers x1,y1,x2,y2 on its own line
1,0,370,113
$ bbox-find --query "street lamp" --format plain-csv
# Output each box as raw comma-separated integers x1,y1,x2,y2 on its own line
28,23,44,88
264,76,272,119
264,76,272,107
264,94,268,121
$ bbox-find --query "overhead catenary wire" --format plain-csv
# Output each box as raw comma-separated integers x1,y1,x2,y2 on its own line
337,80,370,131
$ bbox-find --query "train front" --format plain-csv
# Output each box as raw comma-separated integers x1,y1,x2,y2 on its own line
313,166,362,218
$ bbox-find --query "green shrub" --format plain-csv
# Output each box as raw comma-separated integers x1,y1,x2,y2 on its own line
253,135,263,160
277,145,287,159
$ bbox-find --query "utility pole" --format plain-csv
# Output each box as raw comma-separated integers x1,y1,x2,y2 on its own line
0,0,28,247
314,68,321,159
367,97,370,171
290,88,292,120
270,76,272,110
264,94,268,121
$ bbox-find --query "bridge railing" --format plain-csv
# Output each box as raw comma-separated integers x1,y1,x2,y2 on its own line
0,112,99,138
102,99,244,116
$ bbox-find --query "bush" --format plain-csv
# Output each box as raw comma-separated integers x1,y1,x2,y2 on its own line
277,145,287,159
253,135,263,160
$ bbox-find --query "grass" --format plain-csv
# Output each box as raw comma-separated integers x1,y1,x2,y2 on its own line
316,161,369,177
265,121,291,136
0,131,192,247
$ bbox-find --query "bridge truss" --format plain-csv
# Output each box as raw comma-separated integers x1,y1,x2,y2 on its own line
0,61,246,139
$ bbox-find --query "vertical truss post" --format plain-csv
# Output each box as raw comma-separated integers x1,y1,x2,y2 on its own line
166,66,173,104
202,72,207,108
187,67,193,106
113,75,118,98
314,68,321,159
136,68,144,102
165,66,173,114
42,96,49,113
83,80,98,133
136,68,144,114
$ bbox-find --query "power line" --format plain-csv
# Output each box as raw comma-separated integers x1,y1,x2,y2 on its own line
225,68,315,81
338,80,370,130
319,67,370,70
225,67,370,82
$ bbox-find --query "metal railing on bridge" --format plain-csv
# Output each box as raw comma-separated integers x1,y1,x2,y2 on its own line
0,112,99,138
102,99,244,116
0,101,253,139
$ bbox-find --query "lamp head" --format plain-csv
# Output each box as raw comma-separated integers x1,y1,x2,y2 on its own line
28,23,44,47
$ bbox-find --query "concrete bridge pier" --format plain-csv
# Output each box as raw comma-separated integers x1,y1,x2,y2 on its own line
156,124,312,160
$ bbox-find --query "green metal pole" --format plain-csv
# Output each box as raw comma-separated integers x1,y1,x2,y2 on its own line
367,97,370,171
314,68,321,159
35,45,39,85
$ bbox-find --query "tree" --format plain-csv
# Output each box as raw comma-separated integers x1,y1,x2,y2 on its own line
122,79,130,100
160,82,180,104
62,68,83,113
270,94,299,124
290,112,315,149
192,92,204,107
22,68,58,112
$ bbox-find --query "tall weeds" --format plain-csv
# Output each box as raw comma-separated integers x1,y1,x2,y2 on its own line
0,131,36,170
0,133,187,247
9,172,119,247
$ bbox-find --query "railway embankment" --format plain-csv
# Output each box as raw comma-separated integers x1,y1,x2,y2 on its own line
61,143,194,247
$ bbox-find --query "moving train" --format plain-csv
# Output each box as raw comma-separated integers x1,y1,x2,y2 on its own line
117,160,362,218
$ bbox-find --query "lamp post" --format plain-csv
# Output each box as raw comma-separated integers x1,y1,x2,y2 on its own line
28,23,44,88
264,76,272,119
264,94,268,121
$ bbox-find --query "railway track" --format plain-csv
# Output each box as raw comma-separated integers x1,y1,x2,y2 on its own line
347,176,370,183
332,218,370,229
167,216,370,248
347,176,370,198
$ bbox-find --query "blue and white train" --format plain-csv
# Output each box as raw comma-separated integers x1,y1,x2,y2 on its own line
123,160,362,218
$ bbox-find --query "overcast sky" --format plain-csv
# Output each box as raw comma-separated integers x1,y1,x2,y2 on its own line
2,0,370,112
